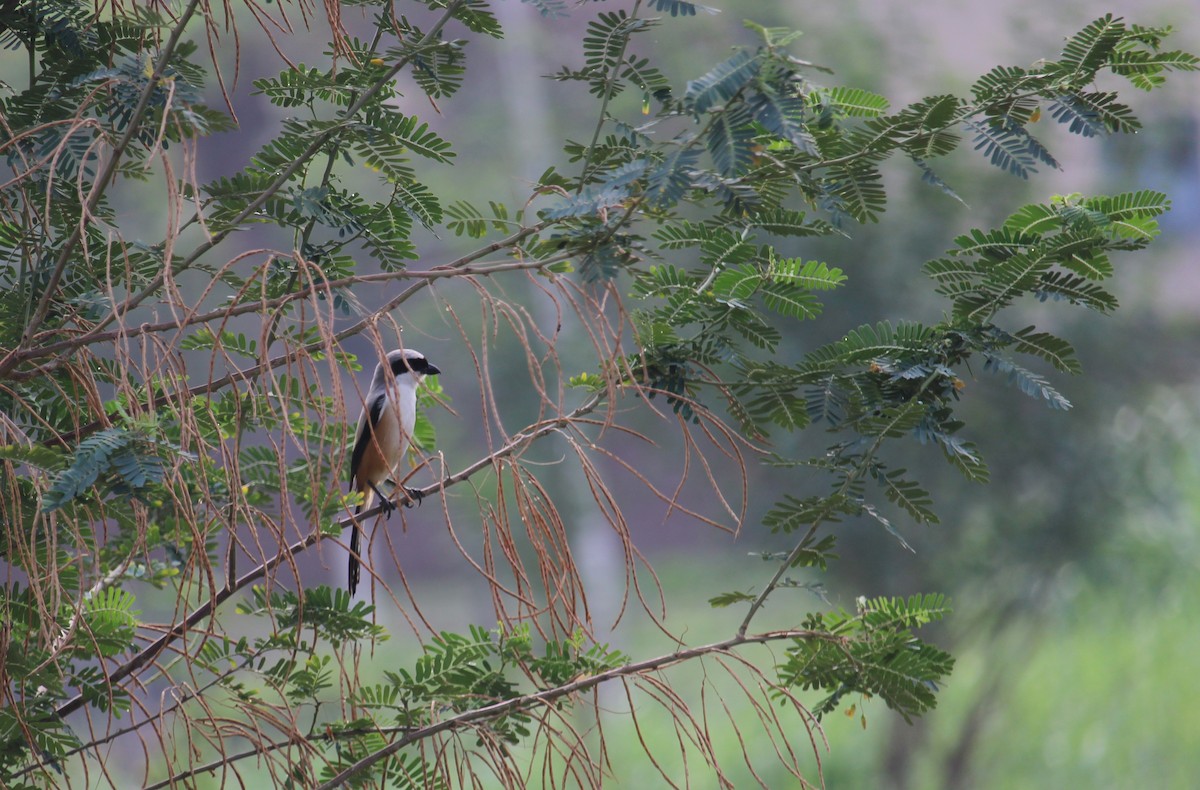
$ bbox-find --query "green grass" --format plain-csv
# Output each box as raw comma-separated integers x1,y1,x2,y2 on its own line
916,582,1200,790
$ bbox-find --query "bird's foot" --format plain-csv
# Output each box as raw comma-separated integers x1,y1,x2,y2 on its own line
403,488,424,509
370,482,397,519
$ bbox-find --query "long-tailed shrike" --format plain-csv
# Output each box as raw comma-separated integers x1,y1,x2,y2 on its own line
347,348,440,594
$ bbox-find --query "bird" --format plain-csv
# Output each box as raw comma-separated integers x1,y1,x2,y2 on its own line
347,348,441,595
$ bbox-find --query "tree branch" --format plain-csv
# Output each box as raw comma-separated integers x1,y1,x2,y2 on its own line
16,256,563,379
316,627,837,790
54,392,604,720
142,722,418,790
42,220,555,445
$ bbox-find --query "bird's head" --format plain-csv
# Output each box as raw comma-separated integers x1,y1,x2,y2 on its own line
382,348,441,382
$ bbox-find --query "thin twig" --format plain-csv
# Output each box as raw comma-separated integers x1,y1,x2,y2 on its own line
15,257,562,369
42,220,555,445
315,628,840,790
141,722,418,790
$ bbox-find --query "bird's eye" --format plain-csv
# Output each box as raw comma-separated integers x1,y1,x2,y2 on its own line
392,357,427,375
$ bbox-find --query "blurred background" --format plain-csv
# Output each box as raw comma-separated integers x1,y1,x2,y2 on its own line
375,2,1200,786
15,0,1198,786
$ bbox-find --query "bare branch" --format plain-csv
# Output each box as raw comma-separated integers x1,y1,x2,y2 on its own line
14,256,563,377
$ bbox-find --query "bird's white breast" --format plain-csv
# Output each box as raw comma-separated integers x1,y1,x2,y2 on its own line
380,379,419,475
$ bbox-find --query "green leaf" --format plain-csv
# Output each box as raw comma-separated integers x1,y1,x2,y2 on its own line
966,120,1043,179
860,593,953,630
44,429,133,511
391,177,444,229
706,107,756,176
699,227,756,268
653,220,713,250
728,311,782,350
971,64,1033,104
449,0,503,37
1012,327,1082,374
747,87,815,153
351,112,454,167
823,86,889,117
858,402,927,440
384,23,468,98
686,49,761,114
919,426,989,483
1109,48,1200,73
446,200,489,238
922,260,980,300
584,11,634,74
644,147,700,209
769,258,846,290
764,494,856,534
1049,92,1140,136
878,470,939,524
1085,189,1170,220
778,595,954,723
240,586,386,644
824,162,885,222
803,322,934,372
1058,14,1125,77
708,590,757,608
959,252,1054,319
632,264,698,297
744,384,809,430
1109,48,1200,90
1060,250,1112,281
0,443,67,473
77,587,140,657
648,0,714,17
748,210,833,238
252,65,343,108
546,160,646,220
1034,271,1119,313
903,94,962,129
761,282,822,320
952,227,1030,259
1003,203,1060,235
982,354,1072,410
711,265,762,300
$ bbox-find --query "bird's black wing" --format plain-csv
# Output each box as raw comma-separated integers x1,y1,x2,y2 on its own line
349,392,387,486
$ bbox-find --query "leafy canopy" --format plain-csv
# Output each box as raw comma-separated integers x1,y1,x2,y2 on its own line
0,1,1193,787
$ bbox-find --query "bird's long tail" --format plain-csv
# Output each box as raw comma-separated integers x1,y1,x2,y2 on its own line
348,503,363,595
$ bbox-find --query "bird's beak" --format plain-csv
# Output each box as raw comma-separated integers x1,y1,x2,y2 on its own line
425,362,441,376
